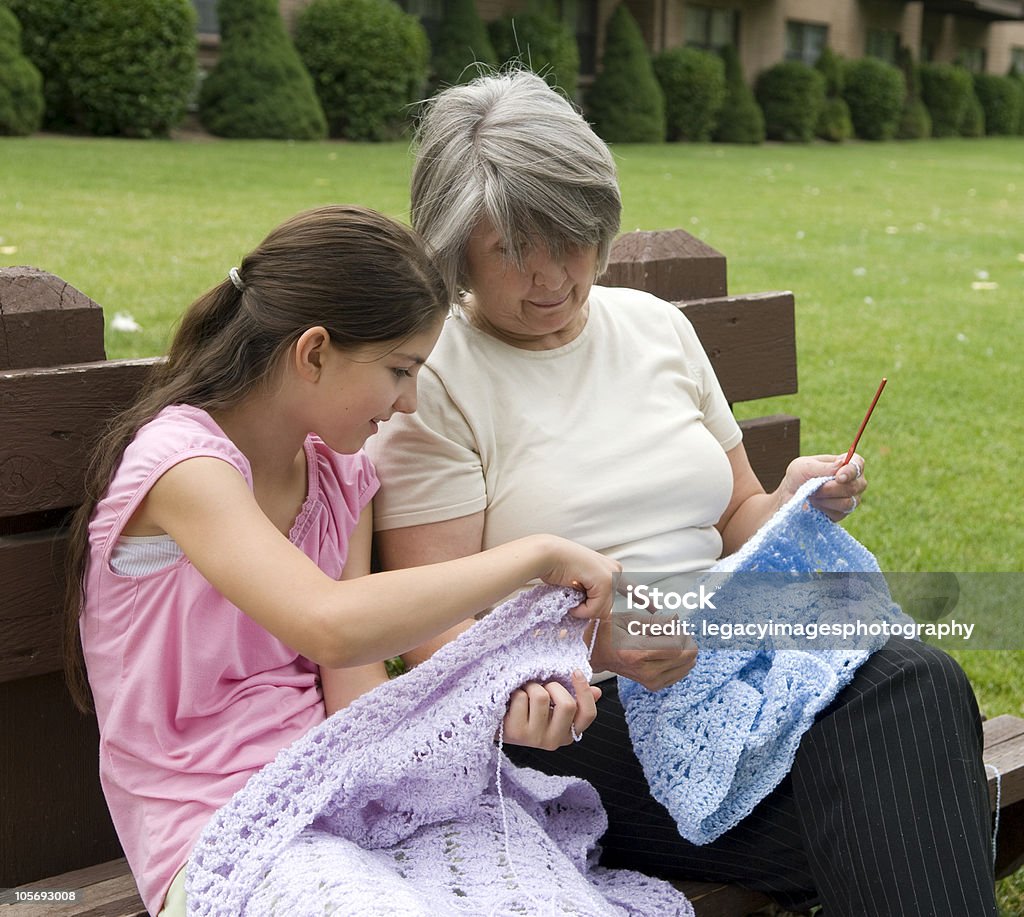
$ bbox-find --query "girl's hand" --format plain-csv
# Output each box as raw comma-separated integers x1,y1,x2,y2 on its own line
780,453,868,522
500,670,601,750
537,536,621,620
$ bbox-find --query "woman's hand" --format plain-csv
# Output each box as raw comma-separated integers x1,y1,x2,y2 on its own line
781,452,868,522
500,671,601,750
536,536,622,620
588,614,698,692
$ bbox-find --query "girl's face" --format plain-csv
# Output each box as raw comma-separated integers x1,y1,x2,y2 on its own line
312,319,443,453
462,218,599,351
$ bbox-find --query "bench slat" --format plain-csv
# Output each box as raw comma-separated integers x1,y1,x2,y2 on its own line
0,861,145,917
680,292,798,404
0,359,157,518
672,879,771,915
0,531,67,684
984,715,1024,809
738,414,800,493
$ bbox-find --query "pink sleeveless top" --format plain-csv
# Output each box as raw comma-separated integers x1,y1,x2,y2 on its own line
80,405,377,913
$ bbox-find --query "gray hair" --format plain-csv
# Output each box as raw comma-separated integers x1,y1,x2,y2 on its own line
411,70,622,297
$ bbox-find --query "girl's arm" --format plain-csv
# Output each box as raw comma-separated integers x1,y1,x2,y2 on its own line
377,513,600,748
320,507,389,716
140,457,618,668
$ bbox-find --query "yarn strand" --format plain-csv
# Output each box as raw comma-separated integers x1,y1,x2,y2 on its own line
985,762,1001,865
492,618,602,914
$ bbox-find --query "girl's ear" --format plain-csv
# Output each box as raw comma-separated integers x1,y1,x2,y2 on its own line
294,326,331,382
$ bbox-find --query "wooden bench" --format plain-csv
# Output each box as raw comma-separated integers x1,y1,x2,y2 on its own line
2,233,1020,916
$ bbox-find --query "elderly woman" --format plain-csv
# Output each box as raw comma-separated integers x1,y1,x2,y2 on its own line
368,71,995,914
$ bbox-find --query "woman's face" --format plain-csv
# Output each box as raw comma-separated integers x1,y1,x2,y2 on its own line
463,219,599,350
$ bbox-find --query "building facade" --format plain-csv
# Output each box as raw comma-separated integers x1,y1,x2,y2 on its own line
194,0,1024,83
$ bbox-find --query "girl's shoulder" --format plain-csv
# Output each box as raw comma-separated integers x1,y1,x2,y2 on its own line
121,405,251,487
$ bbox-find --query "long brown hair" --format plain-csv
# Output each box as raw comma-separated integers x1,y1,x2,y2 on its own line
64,205,448,710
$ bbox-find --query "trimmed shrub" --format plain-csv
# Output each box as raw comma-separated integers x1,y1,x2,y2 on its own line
755,60,825,143
959,87,985,137
295,0,429,141
898,97,931,139
1011,69,1024,135
816,46,844,97
653,46,725,142
920,63,973,137
896,46,930,140
973,73,1022,136
713,44,764,144
0,6,44,135
430,0,497,90
488,2,579,98
66,0,195,136
6,0,76,129
815,48,851,142
841,56,904,140
817,97,853,142
8,0,196,136
586,4,664,143
199,0,326,139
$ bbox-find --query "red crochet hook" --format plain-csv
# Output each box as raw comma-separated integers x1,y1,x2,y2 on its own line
842,377,887,467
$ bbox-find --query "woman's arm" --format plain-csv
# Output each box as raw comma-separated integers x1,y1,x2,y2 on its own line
376,513,485,666
139,458,619,669
320,507,389,716
716,443,868,557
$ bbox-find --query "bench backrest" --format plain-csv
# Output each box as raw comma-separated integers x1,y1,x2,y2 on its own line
0,230,799,887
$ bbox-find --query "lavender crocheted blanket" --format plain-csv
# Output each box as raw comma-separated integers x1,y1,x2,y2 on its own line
186,586,694,917
620,477,911,845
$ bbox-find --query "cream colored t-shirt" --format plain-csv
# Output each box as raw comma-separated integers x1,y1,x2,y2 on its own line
368,285,743,575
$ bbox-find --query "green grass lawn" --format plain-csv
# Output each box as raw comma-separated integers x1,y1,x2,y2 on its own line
2,132,1021,910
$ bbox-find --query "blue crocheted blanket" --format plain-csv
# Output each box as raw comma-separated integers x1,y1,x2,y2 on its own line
620,477,911,845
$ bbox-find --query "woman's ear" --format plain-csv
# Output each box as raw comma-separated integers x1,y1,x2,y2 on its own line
294,326,331,382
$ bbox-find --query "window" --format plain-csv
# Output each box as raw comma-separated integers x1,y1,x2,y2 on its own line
685,6,738,51
398,0,444,45
785,20,827,66
959,46,986,73
193,0,218,33
559,0,599,77
1012,47,1024,76
866,29,899,65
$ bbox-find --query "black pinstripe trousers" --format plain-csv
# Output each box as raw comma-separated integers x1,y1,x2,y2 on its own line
506,639,997,916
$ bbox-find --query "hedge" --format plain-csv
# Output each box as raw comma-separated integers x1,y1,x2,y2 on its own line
959,88,985,137
9,0,196,136
815,49,851,142
920,63,973,138
6,0,76,129
586,4,664,143
488,2,579,98
295,0,429,141
973,73,1022,136
713,44,764,144
755,60,825,143
0,5,43,135
896,46,930,140
199,0,326,139
430,0,497,90
653,46,725,142
841,56,904,141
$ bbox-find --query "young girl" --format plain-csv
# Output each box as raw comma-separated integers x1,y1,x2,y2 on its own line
63,206,618,916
